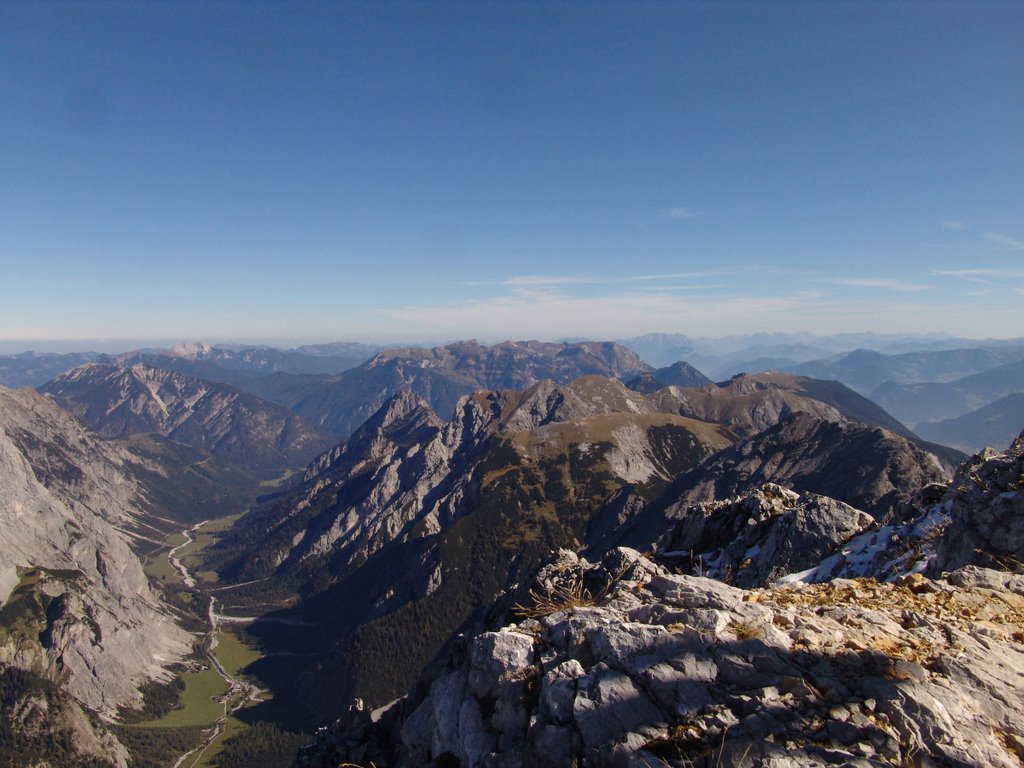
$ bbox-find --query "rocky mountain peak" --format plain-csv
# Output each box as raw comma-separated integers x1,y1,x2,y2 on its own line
361,389,443,440
305,390,442,480
648,375,849,439
494,376,655,435
167,340,215,358
930,428,1024,574
716,371,774,393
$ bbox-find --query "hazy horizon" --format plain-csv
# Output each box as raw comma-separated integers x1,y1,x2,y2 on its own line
3,2,1021,343
3,328,1024,358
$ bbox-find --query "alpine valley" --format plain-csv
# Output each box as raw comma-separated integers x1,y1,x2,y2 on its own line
2,335,1023,768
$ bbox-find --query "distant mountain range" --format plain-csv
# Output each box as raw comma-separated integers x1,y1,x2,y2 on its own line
6,333,1023,456
40,362,336,480
870,357,1024,426
0,350,98,387
0,342,382,389
615,331,1024,375
790,345,1024,393
244,339,654,436
102,340,382,389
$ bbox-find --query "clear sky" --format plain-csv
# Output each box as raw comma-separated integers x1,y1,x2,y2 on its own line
2,1,1022,349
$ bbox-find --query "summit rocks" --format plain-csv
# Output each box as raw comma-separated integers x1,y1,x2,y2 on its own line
657,484,876,588
931,431,1024,573
302,547,1024,768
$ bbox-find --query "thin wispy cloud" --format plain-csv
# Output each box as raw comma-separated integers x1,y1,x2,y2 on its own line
386,288,821,339
465,274,598,287
621,269,742,282
941,219,968,230
467,268,743,288
933,268,1024,283
986,233,1024,252
629,283,724,292
821,277,932,292
382,286,1015,340
663,207,702,220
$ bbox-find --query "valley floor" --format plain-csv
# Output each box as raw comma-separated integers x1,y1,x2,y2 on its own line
136,516,306,768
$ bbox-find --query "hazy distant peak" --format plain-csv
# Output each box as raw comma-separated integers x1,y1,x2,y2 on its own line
167,341,215,358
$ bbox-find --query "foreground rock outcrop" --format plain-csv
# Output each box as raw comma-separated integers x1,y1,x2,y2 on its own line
301,548,1024,768
655,484,876,588
931,431,1024,573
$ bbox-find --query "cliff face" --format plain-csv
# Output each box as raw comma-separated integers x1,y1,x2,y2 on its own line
0,386,192,765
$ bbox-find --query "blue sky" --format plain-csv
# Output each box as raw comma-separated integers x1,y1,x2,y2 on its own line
2,1,1022,349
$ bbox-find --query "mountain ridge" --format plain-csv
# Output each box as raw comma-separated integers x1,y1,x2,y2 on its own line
246,339,654,437
39,362,336,480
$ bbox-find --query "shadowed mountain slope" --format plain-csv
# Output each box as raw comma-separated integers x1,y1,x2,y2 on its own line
870,358,1024,430
792,344,1024,393
644,371,962,467
915,392,1024,454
